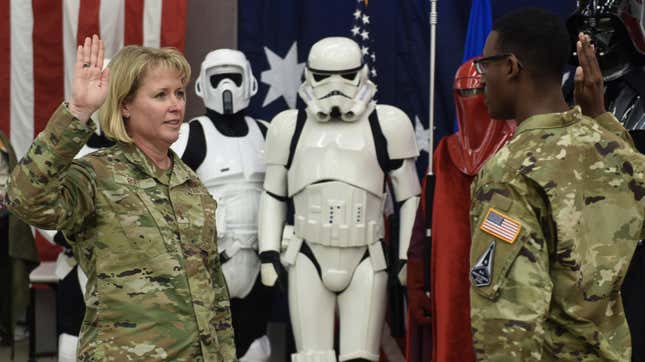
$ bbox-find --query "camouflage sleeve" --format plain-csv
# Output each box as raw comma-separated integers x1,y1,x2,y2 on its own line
594,112,635,147
6,103,97,238
210,251,237,360
469,182,552,361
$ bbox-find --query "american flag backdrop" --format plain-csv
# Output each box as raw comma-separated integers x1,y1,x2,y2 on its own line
351,0,378,84
0,0,187,260
1,0,186,159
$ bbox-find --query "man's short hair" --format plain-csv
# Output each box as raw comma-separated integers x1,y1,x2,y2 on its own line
492,8,570,81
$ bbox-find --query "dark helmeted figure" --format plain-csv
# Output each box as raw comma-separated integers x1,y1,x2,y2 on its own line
567,0,645,140
567,1,645,361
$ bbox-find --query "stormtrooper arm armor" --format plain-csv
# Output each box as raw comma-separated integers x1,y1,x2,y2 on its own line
258,165,288,254
390,158,421,262
377,105,422,285
258,110,297,286
258,170,288,287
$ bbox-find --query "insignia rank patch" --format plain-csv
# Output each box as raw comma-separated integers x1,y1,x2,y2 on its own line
480,208,521,244
471,240,495,287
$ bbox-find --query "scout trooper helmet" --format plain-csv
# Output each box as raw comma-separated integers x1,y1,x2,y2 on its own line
195,49,258,114
298,37,376,122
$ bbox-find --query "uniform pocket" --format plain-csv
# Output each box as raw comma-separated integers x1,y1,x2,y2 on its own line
101,189,166,258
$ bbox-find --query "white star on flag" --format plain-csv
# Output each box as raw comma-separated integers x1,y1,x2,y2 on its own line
415,115,430,154
260,41,305,108
351,0,377,83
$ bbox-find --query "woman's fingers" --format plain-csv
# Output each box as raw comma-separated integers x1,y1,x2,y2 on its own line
89,34,99,68
97,38,105,70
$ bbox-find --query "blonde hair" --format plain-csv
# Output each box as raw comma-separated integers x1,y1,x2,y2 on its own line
99,46,191,143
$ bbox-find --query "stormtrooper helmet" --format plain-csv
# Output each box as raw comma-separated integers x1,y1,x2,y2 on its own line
299,37,376,122
195,49,258,114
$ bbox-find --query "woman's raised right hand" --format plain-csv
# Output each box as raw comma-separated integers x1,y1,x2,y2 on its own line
68,35,110,124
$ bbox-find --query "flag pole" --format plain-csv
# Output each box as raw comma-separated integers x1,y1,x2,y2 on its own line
428,0,437,163
423,0,438,299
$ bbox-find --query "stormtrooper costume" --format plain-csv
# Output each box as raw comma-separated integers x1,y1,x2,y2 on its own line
565,2,645,360
171,49,272,361
258,37,421,362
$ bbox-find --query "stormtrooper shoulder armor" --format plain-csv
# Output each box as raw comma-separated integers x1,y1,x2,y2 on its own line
376,105,419,159
265,109,299,166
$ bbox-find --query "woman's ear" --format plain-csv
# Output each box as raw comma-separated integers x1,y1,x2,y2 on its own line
121,103,130,119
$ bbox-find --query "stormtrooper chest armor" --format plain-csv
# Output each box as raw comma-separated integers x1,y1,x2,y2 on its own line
288,111,386,247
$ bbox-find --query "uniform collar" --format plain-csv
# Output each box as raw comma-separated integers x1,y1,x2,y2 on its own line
515,106,583,136
117,142,192,187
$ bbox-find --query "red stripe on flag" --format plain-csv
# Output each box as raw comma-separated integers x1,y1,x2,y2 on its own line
77,0,101,43
125,0,144,46
161,0,187,51
32,0,64,261
0,0,10,137
33,0,64,135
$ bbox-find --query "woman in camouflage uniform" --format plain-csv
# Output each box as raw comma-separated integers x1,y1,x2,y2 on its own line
6,35,236,361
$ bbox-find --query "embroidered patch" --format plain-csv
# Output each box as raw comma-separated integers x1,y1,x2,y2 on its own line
471,240,495,287
480,208,522,244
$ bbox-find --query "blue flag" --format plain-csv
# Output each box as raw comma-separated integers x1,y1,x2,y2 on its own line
463,0,493,62
453,0,493,132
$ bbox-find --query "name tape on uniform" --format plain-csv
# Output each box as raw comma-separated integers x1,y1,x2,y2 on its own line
480,208,521,244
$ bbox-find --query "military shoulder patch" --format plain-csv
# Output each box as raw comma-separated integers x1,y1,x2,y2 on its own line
480,208,522,244
471,240,495,287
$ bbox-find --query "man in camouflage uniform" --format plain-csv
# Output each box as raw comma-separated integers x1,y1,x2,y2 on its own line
6,37,236,361
469,8,645,361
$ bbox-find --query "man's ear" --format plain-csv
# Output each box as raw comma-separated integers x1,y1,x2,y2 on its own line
506,55,522,79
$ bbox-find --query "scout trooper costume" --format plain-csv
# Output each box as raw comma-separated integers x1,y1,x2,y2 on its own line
258,37,421,362
171,49,271,361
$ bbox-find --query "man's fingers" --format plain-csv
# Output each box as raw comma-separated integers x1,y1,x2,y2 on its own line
577,39,589,73
579,33,602,85
587,38,602,81
574,66,583,82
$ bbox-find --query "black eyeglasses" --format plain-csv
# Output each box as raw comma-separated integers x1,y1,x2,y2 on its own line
473,53,523,75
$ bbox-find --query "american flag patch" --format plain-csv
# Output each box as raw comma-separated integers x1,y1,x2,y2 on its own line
480,208,522,244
